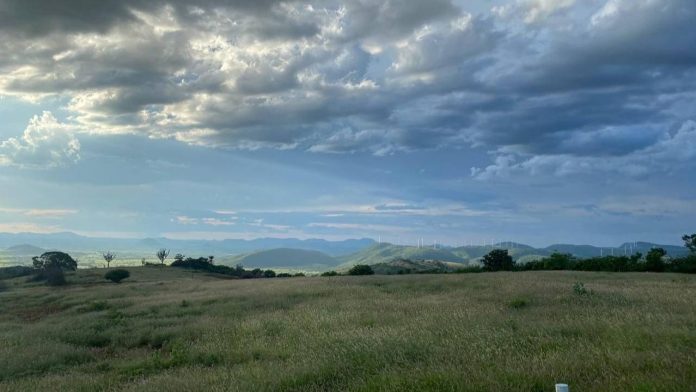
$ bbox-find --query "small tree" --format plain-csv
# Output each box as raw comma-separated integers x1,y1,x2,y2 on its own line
481,249,515,271
348,264,374,275
263,269,276,278
174,253,185,263
646,248,667,272
105,269,130,283
156,249,170,265
102,252,115,268
683,234,696,253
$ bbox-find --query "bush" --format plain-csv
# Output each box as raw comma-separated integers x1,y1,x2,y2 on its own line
0,280,7,292
263,269,276,278
348,264,374,275
321,271,339,276
293,272,306,277
573,282,589,295
45,267,66,286
277,273,292,278
105,269,130,283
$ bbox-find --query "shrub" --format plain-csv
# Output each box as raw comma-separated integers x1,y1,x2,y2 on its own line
321,271,339,276
293,272,306,277
105,269,130,283
45,267,67,286
277,273,292,278
0,280,7,292
348,264,374,275
263,269,276,278
573,282,589,296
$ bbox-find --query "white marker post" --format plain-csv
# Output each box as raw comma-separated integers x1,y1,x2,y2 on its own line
555,383,569,392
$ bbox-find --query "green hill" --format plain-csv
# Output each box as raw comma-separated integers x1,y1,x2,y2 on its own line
338,244,467,269
227,248,339,269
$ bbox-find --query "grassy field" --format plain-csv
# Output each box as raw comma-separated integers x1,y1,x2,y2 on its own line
0,269,695,391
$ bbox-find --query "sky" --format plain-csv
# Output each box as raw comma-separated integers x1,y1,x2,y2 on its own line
0,0,695,247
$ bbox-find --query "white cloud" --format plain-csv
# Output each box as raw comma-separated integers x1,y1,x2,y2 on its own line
0,207,78,218
0,111,80,168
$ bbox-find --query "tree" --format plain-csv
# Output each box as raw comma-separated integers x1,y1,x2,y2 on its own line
481,249,515,271
102,252,115,268
263,269,276,278
208,255,215,264
646,248,667,272
683,234,696,253
156,249,170,265
105,269,130,283
31,251,76,286
32,251,78,271
348,264,374,275
174,253,185,263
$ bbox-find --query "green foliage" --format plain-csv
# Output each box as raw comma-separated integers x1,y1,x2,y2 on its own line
0,280,6,292
645,248,667,272
104,269,130,283
293,272,305,277
32,251,78,271
170,256,278,279
481,249,515,271
321,271,339,276
277,273,292,278
348,264,374,275
102,252,115,268
156,249,170,265
573,282,589,295
683,233,696,252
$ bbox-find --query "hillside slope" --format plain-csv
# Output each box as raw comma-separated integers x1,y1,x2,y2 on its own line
227,248,339,268
338,244,467,269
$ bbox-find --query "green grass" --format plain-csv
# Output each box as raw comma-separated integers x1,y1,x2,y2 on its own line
1,268,695,391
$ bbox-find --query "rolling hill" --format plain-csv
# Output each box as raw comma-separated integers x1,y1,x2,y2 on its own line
337,244,468,270
227,248,339,269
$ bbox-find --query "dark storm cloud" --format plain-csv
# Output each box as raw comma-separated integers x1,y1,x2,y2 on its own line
0,0,695,175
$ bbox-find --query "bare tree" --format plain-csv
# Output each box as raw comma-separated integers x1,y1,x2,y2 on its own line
156,249,170,265
102,252,115,268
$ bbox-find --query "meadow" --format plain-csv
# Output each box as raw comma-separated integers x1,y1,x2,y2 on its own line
0,268,695,391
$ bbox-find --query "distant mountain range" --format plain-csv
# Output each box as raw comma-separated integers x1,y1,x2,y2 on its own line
0,232,690,270
0,232,374,257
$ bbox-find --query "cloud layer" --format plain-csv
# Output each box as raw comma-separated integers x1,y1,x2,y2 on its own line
0,0,694,176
